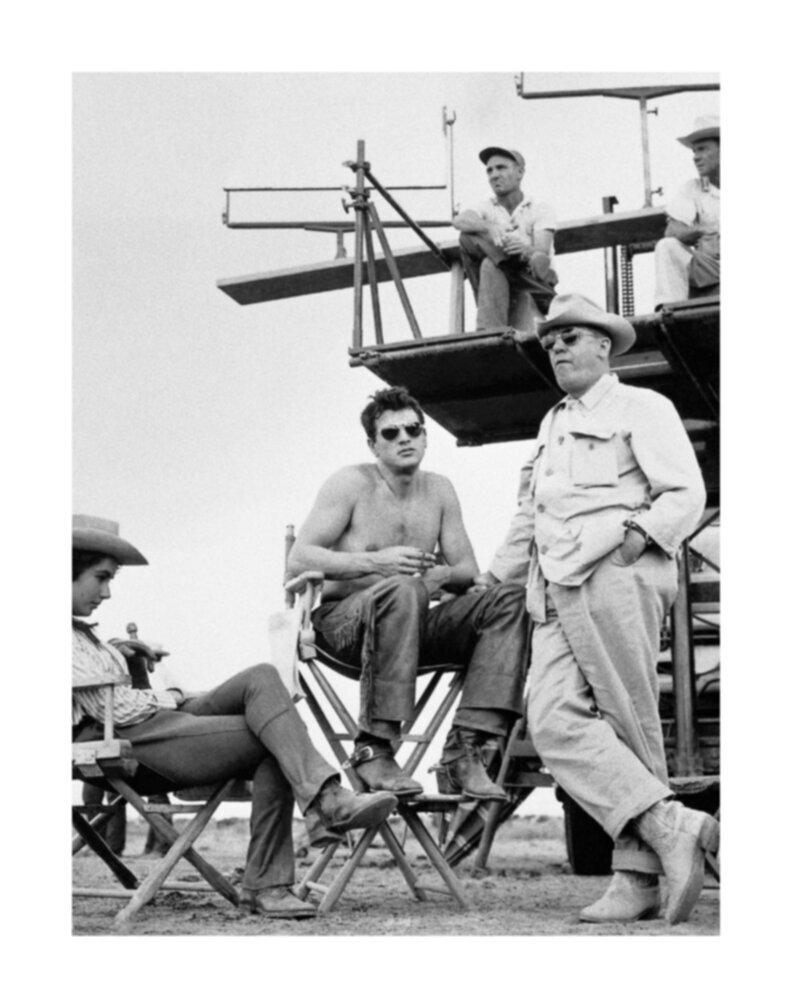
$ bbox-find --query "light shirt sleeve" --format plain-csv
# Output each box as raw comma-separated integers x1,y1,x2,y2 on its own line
489,444,540,583
627,392,707,555
665,180,699,228
531,201,557,233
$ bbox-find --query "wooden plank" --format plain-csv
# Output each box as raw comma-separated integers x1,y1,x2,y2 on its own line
216,207,667,305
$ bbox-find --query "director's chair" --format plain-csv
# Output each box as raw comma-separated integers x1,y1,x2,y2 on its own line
282,567,471,913
72,673,244,927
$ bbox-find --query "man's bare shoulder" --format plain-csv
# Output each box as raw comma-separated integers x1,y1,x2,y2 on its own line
422,470,459,500
320,464,379,494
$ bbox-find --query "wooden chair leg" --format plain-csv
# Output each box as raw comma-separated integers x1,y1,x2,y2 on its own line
294,840,339,900
109,778,239,924
317,826,379,914
378,820,427,902
400,808,469,908
71,809,138,889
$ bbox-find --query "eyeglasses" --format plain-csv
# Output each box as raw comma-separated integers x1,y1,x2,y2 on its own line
378,422,425,441
539,327,593,353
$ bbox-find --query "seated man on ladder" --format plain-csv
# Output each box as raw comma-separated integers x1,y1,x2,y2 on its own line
453,146,558,332
287,387,529,800
654,115,720,307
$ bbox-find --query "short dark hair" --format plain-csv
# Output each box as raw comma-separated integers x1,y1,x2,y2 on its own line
360,387,425,441
72,549,110,582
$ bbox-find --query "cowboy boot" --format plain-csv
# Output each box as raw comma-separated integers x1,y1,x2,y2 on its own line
440,728,507,801
635,799,720,924
578,870,661,923
312,781,397,832
348,740,423,797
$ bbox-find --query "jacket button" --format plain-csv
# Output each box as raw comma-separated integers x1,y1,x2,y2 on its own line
540,546,548,555
537,504,545,513
546,468,554,476
588,443,595,450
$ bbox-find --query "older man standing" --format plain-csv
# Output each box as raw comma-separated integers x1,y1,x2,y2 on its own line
655,114,720,307
473,293,718,924
453,146,558,332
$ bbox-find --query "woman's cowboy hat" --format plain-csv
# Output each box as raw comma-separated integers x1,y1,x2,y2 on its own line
72,514,148,565
537,293,636,357
677,114,720,149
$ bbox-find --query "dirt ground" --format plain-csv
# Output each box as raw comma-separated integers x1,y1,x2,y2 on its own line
72,815,719,936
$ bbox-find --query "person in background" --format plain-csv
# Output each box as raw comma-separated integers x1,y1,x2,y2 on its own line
72,514,396,920
453,146,558,332
654,114,720,307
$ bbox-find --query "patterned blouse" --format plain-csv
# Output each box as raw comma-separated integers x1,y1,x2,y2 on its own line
72,623,179,728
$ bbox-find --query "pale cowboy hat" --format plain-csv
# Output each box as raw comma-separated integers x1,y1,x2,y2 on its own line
478,146,525,170
72,514,148,565
677,114,720,149
537,293,636,357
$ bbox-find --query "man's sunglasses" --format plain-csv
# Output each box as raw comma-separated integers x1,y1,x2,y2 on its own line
378,422,425,441
539,327,596,353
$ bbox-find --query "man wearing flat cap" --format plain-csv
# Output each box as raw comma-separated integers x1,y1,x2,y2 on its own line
655,114,720,306
471,294,719,925
453,146,558,332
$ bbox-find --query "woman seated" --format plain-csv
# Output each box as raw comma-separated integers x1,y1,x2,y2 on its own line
72,514,396,919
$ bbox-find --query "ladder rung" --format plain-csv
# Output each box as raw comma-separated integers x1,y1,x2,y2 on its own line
304,880,330,894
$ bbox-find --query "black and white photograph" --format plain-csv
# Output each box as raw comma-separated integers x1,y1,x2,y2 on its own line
69,69,724,942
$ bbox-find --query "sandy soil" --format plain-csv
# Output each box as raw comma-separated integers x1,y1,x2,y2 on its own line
72,815,719,936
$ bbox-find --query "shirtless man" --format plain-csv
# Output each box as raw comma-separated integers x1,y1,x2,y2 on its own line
287,386,528,799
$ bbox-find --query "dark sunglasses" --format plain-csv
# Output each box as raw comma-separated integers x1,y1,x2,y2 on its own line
378,422,425,441
539,327,590,353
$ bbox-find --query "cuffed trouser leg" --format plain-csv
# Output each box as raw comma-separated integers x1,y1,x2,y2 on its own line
312,576,430,737
422,581,529,736
654,236,692,306
181,664,337,812
116,664,337,890
528,551,678,874
458,232,511,328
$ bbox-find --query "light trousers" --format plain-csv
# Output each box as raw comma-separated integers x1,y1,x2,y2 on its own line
528,548,678,874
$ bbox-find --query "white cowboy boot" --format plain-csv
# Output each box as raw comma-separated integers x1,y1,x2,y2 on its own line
579,870,661,923
635,800,720,924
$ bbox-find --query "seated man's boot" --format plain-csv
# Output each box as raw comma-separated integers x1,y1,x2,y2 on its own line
312,781,397,832
635,799,720,924
441,729,507,801
303,804,344,849
349,740,423,796
244,886,317,919
579,870,661,923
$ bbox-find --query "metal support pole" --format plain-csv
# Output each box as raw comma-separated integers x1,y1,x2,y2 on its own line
601,196,620,312
368,201,423,340
351,140,367,349
449,260,465,333
639,97,653,208
670,543,702,776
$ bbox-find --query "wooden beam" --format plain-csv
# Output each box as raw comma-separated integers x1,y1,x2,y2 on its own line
216,207,667,306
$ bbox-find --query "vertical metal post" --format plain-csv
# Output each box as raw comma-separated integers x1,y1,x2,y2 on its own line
601,195,620,313
443,106,458,217
284,524,295,607
449,260,465,333
351,140,367,349
639,97,653,208
363,219,384,345
670,542,702,776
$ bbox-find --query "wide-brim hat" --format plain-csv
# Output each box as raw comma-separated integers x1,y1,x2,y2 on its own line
537,293,636,357
478,146,525,170
72,514,148,565
677,114,719,149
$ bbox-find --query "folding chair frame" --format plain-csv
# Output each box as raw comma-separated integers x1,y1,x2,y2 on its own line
286,571,471,913
72,677,241,927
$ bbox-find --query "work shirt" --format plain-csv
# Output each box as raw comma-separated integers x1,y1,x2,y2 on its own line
476,195,557,254
665,177,720,237
489,373,706,621
72,624,179,728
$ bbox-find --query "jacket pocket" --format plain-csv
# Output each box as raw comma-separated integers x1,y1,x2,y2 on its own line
569,428,618,487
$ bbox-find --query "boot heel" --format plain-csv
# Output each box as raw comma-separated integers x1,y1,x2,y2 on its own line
699,815,720,853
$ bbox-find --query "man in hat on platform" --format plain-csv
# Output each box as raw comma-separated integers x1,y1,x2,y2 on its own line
471,294,719,924
453,146,558,332
655,114,720,306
